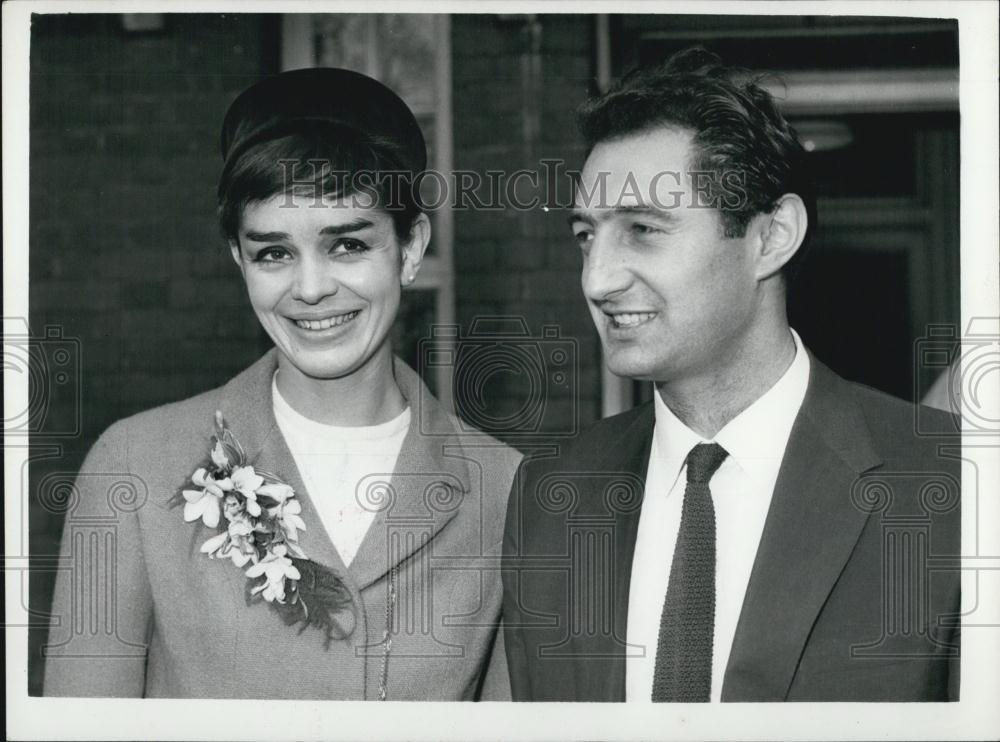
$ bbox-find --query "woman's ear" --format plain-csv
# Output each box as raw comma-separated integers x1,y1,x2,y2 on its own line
228,239,244,271
754,193,808,281
400,213,431,287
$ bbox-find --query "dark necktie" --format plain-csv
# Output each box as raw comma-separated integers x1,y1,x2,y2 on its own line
651,442,729,702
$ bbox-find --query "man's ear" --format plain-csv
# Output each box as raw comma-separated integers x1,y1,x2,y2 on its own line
753,193,808,281
400,213,432,287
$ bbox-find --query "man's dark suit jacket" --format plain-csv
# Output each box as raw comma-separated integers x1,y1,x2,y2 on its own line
502,356,961,701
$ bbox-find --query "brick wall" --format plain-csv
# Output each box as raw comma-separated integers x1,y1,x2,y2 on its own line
27,13,277,694
450,14,602,445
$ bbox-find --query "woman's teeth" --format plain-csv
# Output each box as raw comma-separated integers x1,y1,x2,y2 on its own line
611,312,656,328
294,311,360,330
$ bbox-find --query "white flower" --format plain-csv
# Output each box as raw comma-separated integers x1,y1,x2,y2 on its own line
270,497,307,541
231,465,264,517
258,482,293,502
246,545,301,603
223,518,257,567
199,530,228,555
192,467,233,496
200,517,257,567
183,487,222,528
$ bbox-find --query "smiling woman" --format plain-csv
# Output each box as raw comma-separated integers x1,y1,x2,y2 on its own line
233,193,427,411
43,68,521,700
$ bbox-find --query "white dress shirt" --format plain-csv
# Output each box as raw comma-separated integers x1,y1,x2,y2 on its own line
625,330,811,702
272,375,411,567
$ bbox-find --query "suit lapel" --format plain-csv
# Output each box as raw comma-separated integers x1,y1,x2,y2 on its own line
348,358,468,591
597,404,655,701
722,357,882,701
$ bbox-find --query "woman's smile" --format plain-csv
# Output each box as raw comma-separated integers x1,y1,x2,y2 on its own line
290,309,362,332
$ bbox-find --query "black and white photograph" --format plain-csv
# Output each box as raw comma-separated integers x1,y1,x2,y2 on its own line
4,1,999,740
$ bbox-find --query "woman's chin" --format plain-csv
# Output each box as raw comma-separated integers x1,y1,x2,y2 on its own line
276,341,391,384
281,354,361,382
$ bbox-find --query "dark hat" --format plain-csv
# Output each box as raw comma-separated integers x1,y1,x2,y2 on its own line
220,67,426,173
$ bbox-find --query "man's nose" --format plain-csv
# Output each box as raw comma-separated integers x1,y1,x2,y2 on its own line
290,256,339,304
581,229,630,303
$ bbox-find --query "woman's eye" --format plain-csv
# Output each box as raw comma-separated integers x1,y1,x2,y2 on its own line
331,238,370,256
253,246,291,263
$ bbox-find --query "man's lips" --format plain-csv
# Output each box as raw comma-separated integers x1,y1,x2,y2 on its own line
288,309,361,331
604,311,657,329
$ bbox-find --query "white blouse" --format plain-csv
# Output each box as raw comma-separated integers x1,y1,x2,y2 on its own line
272,376,411,567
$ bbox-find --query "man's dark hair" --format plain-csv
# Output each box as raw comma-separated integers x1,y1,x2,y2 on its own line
577,47,816,281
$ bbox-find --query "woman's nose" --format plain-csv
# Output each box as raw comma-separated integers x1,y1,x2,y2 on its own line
290,259,339,304
581,229,631,303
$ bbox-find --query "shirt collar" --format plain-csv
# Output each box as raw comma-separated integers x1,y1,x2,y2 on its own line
651,329,811,488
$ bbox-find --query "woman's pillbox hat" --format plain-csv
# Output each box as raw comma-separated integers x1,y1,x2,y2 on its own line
220,67,427,173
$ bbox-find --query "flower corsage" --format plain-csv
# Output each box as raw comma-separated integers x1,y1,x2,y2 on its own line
175,411,354,647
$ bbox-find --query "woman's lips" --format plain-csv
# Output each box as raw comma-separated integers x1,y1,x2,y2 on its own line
291,310,361,331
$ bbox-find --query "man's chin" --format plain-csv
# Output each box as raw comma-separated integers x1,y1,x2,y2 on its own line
602,352,658,381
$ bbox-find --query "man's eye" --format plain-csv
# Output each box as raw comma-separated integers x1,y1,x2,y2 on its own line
629,222,661,236
332,238,369,256
573,230,593,247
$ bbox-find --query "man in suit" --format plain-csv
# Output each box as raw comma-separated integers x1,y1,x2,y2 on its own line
501,48,961,702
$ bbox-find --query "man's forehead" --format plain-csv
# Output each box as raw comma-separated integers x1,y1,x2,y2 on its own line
582,126,695,172
572,166,693,214
575,127,698,211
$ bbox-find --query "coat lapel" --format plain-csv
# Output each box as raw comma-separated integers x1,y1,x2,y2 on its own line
217,350,350,580
216,352,467,592
348,358,469,591
721,357,883,701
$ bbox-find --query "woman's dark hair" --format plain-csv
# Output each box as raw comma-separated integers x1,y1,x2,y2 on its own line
577,47,816,281
217,120,424,246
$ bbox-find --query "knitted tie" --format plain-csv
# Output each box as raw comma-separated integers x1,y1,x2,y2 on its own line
651,442,729,702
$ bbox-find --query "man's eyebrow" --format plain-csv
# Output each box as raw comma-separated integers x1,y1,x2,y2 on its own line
244,219,375,242
612,204,680,222
567,205,680,228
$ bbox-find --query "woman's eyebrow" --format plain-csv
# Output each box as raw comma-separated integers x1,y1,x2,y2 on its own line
243,219,376,243
244,230,289,242
319,219,375,236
